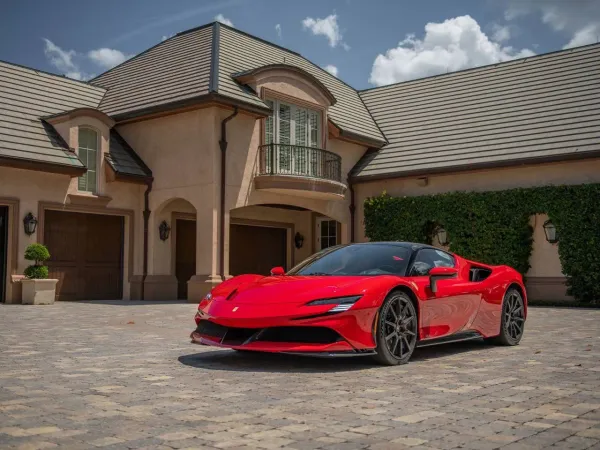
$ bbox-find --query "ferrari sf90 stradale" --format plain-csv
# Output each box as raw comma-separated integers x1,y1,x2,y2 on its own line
191,242,526,365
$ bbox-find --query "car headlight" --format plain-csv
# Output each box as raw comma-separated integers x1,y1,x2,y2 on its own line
306,295,362,312
198,292,213,311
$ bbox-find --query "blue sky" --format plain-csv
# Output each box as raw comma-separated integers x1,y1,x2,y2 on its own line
1,0,599,89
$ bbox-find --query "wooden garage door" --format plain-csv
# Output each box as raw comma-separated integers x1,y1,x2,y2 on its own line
230,224,287,276
45,210,124,301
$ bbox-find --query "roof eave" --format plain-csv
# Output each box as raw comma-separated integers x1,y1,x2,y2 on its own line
0,155,86,177
109,92,271,124
350,150,600,183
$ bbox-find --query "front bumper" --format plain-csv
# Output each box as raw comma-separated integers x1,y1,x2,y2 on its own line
190,307,378,355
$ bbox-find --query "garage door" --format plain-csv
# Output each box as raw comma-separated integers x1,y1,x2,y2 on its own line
230,224,287,276
44,210,124,301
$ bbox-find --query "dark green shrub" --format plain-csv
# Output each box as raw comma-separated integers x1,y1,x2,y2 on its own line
24,265,49,279
24,243,50,280
364,184,600,303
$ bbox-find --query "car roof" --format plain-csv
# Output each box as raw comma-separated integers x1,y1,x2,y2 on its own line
344,242,442,252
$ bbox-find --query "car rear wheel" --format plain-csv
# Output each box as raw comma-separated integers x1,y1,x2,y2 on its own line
373,291,418,365
487,287,525,346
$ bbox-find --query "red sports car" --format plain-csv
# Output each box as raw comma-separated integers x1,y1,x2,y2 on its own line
190,242,527,365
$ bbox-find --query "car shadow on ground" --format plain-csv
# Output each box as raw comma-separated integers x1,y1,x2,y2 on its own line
73,300,191,306
178,339,493,373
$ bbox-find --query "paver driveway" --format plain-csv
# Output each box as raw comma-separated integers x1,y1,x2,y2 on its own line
0,302,599,450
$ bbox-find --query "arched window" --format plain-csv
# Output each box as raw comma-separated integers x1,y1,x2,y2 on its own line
78,128,98,193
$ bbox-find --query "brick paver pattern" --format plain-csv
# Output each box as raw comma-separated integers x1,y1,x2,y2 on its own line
0,302,599,450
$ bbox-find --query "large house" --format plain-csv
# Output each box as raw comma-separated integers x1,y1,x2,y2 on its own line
1,22,599,303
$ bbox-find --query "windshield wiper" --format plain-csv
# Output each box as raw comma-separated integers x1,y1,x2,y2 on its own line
302,272,333,276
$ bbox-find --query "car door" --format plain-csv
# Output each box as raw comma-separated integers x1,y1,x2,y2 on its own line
408,249,480,339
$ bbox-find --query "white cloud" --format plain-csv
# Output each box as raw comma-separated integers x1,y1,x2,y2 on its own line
43,38,131,80
323,64,338,77
491,23,511,42
369,15,535,86
43,38,90,81
275,24,282,39
215,13,233,27
564,23,600,48
505,0,600,49
302,14,346,48
43,38,77,73
88,48,132,70
162,33,175,41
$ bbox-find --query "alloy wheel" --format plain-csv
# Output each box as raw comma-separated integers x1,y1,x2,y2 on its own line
382,296,417,359
504,290,525,340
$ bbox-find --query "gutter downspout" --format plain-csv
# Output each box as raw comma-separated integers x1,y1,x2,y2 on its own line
219,107,238,281
141,180,152,300
348,179,355,243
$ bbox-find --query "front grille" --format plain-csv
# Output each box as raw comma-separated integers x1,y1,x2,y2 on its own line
258,326,342,344
195,321,343,345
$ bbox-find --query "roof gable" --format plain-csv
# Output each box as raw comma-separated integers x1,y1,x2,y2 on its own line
89,22,385,146
0,60,104,171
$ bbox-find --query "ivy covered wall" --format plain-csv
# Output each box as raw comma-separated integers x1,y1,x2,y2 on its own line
364,184,600,303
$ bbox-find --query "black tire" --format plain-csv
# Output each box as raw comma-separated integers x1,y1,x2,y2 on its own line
486,287,525,346
373,291,418,365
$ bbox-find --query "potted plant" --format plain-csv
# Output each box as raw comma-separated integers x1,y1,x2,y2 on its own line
21,243,57,305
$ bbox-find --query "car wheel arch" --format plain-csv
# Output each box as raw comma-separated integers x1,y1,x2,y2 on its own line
387,285,420,325
506,282,527,316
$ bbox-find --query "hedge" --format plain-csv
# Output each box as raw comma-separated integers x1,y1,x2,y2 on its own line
364,184,600,303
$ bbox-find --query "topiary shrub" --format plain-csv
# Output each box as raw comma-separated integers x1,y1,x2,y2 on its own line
24,243,50,279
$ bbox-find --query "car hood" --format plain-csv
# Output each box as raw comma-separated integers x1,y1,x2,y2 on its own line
211,274,374,304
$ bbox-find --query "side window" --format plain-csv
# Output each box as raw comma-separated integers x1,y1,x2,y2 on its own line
78,127,98,193
409,249,455,276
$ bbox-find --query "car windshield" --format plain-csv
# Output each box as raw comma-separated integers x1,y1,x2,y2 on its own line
288,244,411,276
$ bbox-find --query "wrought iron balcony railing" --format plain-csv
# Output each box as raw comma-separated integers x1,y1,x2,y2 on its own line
257,143,342,183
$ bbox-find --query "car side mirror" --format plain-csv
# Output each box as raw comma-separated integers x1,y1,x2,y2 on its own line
429,267,458,293
270,266,285,276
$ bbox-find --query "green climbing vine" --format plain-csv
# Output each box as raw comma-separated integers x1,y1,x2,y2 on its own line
364,184,600,303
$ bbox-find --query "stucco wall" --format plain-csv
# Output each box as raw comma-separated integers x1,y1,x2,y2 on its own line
0,165,142,302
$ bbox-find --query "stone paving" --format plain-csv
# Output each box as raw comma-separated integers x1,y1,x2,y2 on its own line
0,302,599,450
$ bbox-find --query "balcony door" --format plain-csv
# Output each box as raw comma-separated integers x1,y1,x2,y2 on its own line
265,99,321,176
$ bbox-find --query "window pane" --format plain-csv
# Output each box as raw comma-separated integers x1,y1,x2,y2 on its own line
87,171,97,193
78,128,98,193
328,220,336,235
265,100,274,144
278,104,291,144
87,150,97,170
295,108,307,146
309,111,320,147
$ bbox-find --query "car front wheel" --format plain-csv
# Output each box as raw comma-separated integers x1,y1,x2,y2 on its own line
373,291,418,365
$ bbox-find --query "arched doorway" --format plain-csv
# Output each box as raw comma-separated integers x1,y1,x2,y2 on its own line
150,197,197,300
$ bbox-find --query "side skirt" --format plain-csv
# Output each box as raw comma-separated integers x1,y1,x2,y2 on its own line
417,331,483,348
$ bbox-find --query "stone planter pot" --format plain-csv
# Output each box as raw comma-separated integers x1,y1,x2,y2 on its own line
21,279,58,305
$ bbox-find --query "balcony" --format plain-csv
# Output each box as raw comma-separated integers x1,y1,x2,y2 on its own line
254,144,347,200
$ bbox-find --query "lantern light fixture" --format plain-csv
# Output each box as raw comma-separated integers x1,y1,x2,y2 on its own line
23,212,38,236
159,220,171,241
294,232,304,249
543,220,558,243
435,226,449,247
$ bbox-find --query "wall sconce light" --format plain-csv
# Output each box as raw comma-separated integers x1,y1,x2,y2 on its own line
543,220,558,243
159,220,171,241
294,232,304,249
435,226,449,246
23,212,38,236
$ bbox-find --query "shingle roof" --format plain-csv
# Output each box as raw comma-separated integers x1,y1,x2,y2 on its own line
106,130,152,179
90,22,386,146
0,60,103,170
92,25,213,118
354,43,600,180
0,60,150,178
